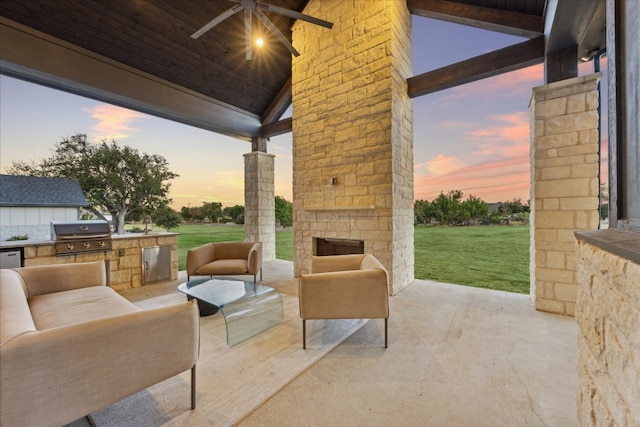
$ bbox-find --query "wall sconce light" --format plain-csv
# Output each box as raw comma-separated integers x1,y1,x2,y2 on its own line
330,177,337,185
580,48,600,62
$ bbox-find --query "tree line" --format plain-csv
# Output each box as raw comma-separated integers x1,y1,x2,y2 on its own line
415,190,529,226
6,133,294,232
8,133,528,233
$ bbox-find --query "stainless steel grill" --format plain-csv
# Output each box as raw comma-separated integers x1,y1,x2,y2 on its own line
51,220,112,256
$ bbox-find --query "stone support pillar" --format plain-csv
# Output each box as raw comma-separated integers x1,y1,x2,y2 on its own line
291,0,414,294
244,151,276,261
529,74,601,315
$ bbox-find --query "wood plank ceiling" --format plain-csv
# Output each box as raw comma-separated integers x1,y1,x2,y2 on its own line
0,0,306,118
0,0,548,140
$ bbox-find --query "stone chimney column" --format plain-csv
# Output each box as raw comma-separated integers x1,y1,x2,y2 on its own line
291,0,414,294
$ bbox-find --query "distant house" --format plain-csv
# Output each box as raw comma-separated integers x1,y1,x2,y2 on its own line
487,203,503,215
0,175,87,241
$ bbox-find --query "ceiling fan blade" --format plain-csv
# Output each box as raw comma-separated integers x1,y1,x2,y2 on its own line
191,4,243,39
245,8,253,60
253,8,300,56
256,2,333,29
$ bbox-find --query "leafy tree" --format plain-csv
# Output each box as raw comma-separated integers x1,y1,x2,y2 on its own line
462,195,488,221
414,199,432,225
275,196,293,227
500,198,525,215
599,183,609,221
201,201,223,223
152,205,182,231
425,190,488,226
7,133,178,234
431,190,464,226
180,206,193,222
223,205,245,223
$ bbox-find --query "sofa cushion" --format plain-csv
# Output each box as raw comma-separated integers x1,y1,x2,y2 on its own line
0,270,36,346
16,260,107,298
196,259,248,276
29,286,140,330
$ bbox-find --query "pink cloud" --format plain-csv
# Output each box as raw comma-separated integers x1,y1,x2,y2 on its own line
85,104,147,141
444,63,544,102
415,156,531,202
420,154,465,176
415,112,532,203
466,112,530,158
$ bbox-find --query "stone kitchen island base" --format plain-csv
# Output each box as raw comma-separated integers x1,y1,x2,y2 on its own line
3,233,177,291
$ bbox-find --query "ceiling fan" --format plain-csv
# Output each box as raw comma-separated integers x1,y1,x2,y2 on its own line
191,0,333,60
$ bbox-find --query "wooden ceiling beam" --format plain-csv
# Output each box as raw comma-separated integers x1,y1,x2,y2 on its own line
407,0,543,39
261,77,291,125
407,36,545,98
261,117,292,138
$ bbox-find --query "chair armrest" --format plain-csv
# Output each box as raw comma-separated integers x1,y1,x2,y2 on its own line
247,242,263,275
14,261,107,297
0,300,199,426
187,243,215,276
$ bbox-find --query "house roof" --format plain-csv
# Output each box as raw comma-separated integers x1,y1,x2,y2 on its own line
0,175,87,207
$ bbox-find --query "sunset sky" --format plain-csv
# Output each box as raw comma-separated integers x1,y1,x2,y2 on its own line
0,16,600,210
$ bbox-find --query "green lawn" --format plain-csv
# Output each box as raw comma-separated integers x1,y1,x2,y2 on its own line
171,223,529,294
415,225,530,294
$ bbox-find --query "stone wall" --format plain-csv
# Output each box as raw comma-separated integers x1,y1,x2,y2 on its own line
576,238,640,425
244,152,276,261
11,233,178,291
529,74,601,315
291,0,414,294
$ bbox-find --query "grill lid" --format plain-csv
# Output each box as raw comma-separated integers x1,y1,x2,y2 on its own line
51,220,111,240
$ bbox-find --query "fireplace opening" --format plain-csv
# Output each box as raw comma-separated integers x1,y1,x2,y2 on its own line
315,238,364,256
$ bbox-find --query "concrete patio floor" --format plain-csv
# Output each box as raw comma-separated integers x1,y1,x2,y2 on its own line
237,259,578,426
81,259,577,426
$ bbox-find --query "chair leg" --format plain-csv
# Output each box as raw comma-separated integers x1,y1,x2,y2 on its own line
191,365,196,409
384,318,388,348
302,319,306,349
260,267,263,281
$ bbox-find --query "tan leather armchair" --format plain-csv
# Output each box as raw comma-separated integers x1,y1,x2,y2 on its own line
187,241,263,282
298,254,389,349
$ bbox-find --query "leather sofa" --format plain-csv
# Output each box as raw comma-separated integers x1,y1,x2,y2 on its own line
0,261,200,427
298,254,389,349
187,241,263,282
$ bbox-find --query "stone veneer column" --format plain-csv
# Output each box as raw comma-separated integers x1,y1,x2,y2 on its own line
575,239,640,425
244,152,276,261
291,0,414,294
529,74,601,315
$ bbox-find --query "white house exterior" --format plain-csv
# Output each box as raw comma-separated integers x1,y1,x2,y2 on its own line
0,175,87,242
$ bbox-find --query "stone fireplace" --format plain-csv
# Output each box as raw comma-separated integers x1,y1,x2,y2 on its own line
291,0,414,294
315,237,364,256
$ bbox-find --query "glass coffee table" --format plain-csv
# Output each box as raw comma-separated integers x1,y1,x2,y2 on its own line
178,278,284,346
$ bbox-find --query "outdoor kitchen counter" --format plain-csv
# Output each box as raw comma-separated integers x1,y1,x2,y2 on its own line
1,232,178,291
